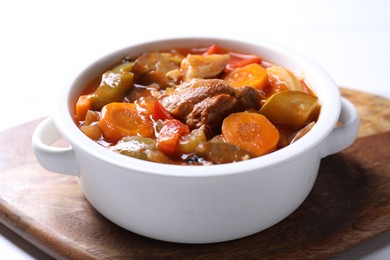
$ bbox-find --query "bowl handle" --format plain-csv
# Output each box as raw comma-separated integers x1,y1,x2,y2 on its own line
320,97,360,158
32,117,79,176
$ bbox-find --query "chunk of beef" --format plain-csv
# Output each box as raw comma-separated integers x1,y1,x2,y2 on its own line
131,52,178,88
234,86,264,111
158,78,235,119
186,94,237,135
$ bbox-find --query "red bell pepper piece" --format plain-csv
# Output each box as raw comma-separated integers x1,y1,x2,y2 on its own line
203,44,262,72
152,100,173,121
203,44,227,55
157,119,190,155
225,52,262,72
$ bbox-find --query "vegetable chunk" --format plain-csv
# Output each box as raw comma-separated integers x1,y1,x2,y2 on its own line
259,90,319,127
75,95,92,122
131,52,178,88
222,112,280,156
223,63,268,90
180,54,229,81
177,128,207,154
111,136,157,160
157,119,190,155
99,103,154,142
195,141,256,164
265,65,304,97
89,70,134,111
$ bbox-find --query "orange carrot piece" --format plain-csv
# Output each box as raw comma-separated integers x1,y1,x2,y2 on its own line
222,112,280,156
75,95,92,122
223,63,269,90
99,102,154,142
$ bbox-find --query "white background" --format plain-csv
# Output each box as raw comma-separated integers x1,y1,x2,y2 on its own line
1,0,390,259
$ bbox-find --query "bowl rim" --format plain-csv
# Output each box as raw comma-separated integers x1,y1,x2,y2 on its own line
55,36,341,178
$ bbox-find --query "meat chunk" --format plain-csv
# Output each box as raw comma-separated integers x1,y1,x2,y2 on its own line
158,78,235,119
234,86,264,111
186,94,237,134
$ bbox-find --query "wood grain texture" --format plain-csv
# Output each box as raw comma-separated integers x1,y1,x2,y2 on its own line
0,88,389,259
341,88,390,137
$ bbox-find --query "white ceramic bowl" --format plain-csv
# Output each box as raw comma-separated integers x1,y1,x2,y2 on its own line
32,37,359,243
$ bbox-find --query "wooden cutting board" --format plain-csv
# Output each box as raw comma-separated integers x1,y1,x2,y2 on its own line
0,88,390,259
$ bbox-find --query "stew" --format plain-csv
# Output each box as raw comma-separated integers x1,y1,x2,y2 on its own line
74,44,319,165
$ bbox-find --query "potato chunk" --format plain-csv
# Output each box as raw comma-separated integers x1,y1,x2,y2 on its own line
131,52,178,88
195,141,255,164
180,54,229,81
260,90,319,127
266,65,303,92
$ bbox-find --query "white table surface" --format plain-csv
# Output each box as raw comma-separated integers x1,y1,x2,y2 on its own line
1,0,390,258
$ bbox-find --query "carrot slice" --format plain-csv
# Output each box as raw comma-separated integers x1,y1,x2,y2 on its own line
223,63,268,90
99,102,154,142
222,112,280,156
75,95,92,122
